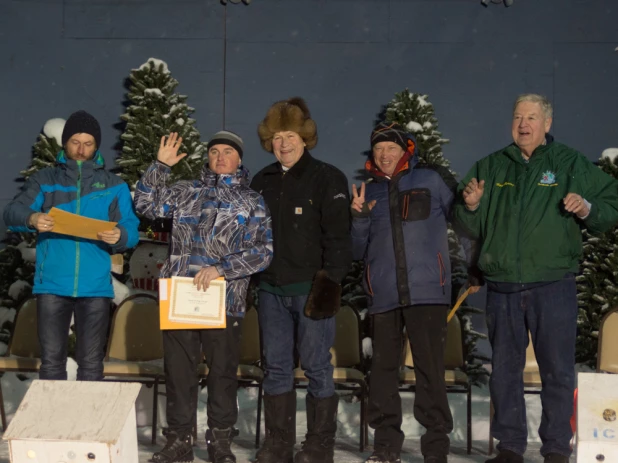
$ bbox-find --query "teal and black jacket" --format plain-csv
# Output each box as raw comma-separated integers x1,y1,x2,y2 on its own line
3,151,140,298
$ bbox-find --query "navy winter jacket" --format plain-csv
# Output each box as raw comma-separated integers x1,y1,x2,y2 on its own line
352,143,458,314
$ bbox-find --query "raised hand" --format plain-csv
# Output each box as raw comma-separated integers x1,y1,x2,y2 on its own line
351,183,377,213
157,132,188,167
463,178,485,210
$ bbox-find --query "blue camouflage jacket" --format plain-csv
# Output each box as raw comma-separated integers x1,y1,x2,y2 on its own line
3,151,140,298
134,161,273,317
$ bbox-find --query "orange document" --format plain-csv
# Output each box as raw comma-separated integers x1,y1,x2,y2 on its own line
159,277,227,330
47,207,116,241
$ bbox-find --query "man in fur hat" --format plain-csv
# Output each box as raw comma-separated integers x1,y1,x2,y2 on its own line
250,97,353,463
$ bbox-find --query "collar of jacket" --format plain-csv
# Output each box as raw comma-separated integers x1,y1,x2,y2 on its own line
261,149,314,178
505,133,556,164
55,150,105,173
365,139,418,181
200,164,250,188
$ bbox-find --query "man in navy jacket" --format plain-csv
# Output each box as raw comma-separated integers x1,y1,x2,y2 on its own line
352,122,480,463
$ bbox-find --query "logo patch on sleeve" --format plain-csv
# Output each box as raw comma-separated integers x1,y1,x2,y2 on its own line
295,207,302,215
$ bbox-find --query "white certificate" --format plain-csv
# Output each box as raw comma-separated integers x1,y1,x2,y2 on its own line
168,276,226,327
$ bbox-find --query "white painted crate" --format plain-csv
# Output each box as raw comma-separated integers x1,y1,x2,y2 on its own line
577,372,618,462
2,380,141,463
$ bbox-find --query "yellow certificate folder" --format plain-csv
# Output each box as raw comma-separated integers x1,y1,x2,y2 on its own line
48,207,117,241
159,277,227,330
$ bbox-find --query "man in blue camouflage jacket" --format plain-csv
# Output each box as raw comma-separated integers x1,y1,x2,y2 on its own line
135,130,273,463
3,110,140,382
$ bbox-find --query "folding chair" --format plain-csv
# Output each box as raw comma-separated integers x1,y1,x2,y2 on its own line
102,293,164,444
292,305,369,451
400,314,472,454
597,307,618,373
0,297,41,430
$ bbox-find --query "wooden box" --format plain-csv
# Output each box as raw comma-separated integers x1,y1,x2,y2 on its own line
3,380,141,463
577,372,618,462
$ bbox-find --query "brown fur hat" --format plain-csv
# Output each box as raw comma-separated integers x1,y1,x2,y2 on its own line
258,97,318,152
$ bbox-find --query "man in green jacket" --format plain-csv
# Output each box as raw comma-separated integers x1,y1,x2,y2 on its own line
453,94,618,463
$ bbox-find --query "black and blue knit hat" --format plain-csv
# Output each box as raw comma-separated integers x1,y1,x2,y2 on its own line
370,122,408,151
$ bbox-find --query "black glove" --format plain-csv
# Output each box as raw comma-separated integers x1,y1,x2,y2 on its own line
304,269,342,320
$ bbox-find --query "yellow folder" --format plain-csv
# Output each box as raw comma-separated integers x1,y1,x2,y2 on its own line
158,278,227,330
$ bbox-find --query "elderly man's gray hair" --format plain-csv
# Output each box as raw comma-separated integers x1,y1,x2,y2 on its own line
513,94,553,120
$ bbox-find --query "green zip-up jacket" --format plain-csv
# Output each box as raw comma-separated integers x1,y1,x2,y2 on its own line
453,138,618,284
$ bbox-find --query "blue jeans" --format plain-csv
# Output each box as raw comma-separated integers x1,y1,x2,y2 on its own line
258,291,335,398
486,275,577,458
37,294,111,381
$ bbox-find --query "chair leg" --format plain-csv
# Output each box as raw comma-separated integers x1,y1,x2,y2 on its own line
467,386,472,455
152,378,159,445
255,383,263,449
0,382,6,431
488,398,494,455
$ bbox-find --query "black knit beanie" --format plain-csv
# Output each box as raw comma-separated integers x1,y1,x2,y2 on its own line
62,110,102,149
370,122,408,151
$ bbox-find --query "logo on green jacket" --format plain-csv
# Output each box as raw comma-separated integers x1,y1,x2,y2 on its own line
539,171,557,186
92,182,106,189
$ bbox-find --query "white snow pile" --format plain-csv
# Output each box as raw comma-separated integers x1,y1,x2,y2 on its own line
601,148,618,163
43,118,66,146
17,240,36,263
176,118,185,126
0,307,17,328
144,88,163,96
406,121,423,133
362,336,373,359
8,280,31,300
138,58,170,74
417,95,430,107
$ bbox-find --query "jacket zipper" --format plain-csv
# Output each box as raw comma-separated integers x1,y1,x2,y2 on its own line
437,252,446,295
366,263,374,296
73,162,82,297
517,165,527,283
274,172,285,286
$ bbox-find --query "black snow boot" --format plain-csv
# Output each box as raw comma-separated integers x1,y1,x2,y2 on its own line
151,429,194,463
294,393,339,463
255,390,297,463
206,427,237,463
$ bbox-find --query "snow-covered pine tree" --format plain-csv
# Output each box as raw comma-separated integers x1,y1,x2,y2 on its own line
384,89,490,385
21,118,65,178
116,58,207,189
576,147,618,367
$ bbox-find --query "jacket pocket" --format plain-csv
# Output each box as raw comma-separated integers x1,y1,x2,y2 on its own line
399,188,431,222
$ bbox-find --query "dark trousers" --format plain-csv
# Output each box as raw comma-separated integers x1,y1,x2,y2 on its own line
487,275,577,457
258,290,335,398
163,316,242,434
368,305,452,456
37,294,110,381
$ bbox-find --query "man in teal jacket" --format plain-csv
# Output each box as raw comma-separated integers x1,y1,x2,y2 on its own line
454,94,618,463
3,110,139,381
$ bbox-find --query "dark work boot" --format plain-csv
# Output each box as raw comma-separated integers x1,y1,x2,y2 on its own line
151,429,194,463
543,453,570,463
486,449,524,463
294,393,339,463
255,390,297,463
206,427,236,463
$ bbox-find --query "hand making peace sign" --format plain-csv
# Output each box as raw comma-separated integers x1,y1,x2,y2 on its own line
351,182,377,213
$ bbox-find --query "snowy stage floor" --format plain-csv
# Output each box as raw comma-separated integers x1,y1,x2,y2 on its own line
0,361,560,462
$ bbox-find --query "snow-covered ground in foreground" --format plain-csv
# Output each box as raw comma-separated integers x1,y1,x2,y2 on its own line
0,362,555,462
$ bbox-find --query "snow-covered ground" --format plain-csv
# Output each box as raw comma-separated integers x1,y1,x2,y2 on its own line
0,361,553,462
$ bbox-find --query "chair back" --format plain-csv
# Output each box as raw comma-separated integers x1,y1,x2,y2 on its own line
8,298,40,358
106,294,163,361
240,308,260,365
597,308,618,373
330,306,361,368
402,314,464,369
